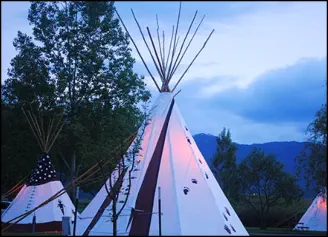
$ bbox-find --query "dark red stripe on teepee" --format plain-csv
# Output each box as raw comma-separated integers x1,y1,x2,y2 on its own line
1,221,62,233
82,169,127,236
129,99,175,236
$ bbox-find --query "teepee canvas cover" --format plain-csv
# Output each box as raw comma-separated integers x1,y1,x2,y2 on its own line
1,110,76,233
294,189,327,231
77,93,248,235
77,3,248,235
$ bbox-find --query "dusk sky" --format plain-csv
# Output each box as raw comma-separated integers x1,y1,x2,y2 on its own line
1,1,327,144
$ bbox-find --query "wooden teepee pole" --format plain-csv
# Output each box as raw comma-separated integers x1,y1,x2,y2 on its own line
115,8,161,92
166,2,182,85
172,29,215,92
165,25,175,79
168,14,206,83
28,110,46,150
46,116,65,153
146,26,166,87
21,108,43,150
22,107,65,153
45,116,55,152
130,9,165,83
156,15,165,78
167,10,198,82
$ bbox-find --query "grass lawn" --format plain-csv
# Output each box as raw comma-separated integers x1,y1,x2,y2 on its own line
247,227,327,236
1,233,61,236
2,228,326,236
3,199,324,236
234,197,315,229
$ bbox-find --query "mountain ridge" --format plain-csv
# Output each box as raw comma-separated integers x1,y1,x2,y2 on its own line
193,133,305,146
192,133,314,197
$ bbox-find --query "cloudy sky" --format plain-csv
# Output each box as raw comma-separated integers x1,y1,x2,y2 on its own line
1,1,327,144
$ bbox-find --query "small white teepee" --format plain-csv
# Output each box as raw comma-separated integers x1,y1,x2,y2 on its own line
1,109,76,233
77,3,248,236
294,189,327,232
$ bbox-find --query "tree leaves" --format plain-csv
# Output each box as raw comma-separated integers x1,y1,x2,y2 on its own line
238,147,303,229
296,103,327,192
211,127,239,201
1,1,150,195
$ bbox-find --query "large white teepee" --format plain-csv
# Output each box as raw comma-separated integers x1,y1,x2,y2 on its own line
1,110,76,233
77,3,248,236
294,189,327,232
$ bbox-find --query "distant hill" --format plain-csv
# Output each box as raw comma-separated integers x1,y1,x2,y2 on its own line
193,133,315,197
193,133,306,173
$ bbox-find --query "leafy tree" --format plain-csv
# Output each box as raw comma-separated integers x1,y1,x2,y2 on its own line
1,30,59,196
1,102,41,196
297,103,327,192
2,31,57,111
238,148,303,229
97,108,150,236
1,1,150,199
211,127,239,201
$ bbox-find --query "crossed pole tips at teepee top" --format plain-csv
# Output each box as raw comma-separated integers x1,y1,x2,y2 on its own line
115,2,215,93
21,107,65,154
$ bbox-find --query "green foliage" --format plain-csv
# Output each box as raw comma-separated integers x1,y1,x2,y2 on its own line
211,127,239,201
297,103,327,192
236,198,312,229
238,148,303,229
245,227,326,235
2,31,56,109
1,1,150,195
1,102,41,195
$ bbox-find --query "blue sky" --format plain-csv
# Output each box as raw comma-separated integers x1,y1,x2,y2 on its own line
1,1,327,144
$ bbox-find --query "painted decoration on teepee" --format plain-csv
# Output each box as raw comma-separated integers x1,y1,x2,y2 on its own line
1,109,76,233
75,2,248,236
76,93,248,236
27,153,58,186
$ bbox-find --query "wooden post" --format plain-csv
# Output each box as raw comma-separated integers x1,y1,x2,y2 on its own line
32,213,36,233
62,216,71,236
73,186,79,236
158,187,162,236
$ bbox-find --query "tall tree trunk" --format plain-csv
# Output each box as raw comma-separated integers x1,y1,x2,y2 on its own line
260,210,267,230
71,151,76,201
112,194,117,236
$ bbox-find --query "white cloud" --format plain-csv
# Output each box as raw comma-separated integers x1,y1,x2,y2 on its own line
3,2,325,94
178,104,307,144
1,1,326,144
